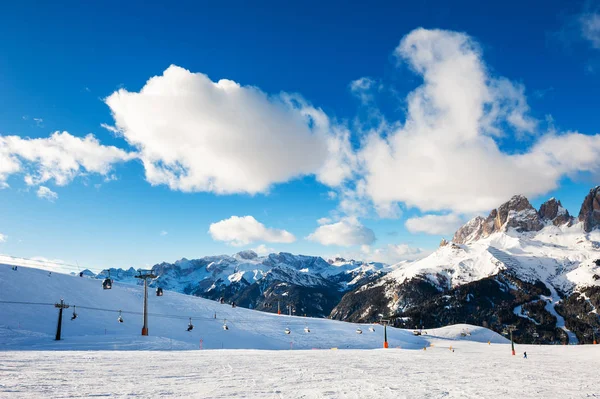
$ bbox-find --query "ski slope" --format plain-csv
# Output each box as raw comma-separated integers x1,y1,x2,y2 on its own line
2,345,600,398
0,265,506,351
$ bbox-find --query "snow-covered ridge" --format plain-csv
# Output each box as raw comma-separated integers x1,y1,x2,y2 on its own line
98,251,391,293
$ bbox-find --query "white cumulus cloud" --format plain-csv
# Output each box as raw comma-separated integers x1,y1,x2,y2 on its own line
209,215,296,246
105,65,352,195
405,214,465,235
307,217,375,247
0,233,6,243
37,186,58,201
357,28,600,215
0,131,134,187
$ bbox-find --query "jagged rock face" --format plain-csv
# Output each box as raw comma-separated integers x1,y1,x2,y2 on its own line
579,186,600,232
538,198,572,226
452,216,484,244
454,196,543,244
489,195,543,233
439,238,449,247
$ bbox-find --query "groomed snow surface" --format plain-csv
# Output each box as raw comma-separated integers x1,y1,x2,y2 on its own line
1,265,599,398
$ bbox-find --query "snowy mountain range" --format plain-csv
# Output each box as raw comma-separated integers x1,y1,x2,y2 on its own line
99,251,392,318
332,186,600,345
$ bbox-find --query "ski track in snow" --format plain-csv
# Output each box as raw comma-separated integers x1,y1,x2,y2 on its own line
1,345,600,398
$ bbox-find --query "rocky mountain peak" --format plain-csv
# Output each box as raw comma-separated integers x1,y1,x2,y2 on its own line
453,195,543,244
538,197,572,226
578,186,600,232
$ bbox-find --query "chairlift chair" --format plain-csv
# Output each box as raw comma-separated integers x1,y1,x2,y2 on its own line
369,326,375,332
71,305,78,320
413,330,421,336
117,310,124,323
356,327,363,334
222,319,229,330
187,317,194,332
304,326,310,333
102,278,112,290
285,327,291,334
156,287,164,296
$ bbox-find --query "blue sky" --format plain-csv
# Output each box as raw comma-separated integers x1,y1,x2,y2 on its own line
1,0,599,270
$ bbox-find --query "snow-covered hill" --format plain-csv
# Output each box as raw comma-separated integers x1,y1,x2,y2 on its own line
0,264,506,350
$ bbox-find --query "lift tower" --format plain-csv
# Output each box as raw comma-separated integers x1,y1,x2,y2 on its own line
135,270,157,336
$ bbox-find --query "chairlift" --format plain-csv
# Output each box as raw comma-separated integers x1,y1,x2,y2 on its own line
156,287,164,297
71,305,78,321
187,317,194,332
413,330,421,336
369,326,375,332
102,277,112,290
356,327,363,334
304,326,311,333
117,310,124,323
533,332,539,338
285,327,291,335
222,319,229,330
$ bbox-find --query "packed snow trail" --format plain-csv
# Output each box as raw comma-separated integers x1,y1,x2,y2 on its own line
2,345,600,398
0,265,507,350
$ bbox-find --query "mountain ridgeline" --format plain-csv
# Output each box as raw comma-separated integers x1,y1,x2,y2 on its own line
102,187,600,344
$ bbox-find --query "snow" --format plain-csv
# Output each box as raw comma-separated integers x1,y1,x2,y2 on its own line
2,344,600,398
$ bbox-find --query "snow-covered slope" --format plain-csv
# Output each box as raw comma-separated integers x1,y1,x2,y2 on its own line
0,265,506,350
387,222,600,293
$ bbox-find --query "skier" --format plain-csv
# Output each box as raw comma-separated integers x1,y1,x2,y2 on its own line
523,351,527,359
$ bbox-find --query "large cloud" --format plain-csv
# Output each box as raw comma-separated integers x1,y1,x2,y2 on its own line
358,28,600,215
208,215,296,246
105,65,352,195
307,217,376,247
0,131,133,187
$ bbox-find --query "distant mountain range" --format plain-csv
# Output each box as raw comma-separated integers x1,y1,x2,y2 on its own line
99,186,600,344
99,251,393,318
